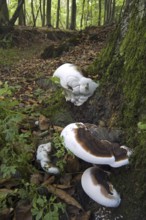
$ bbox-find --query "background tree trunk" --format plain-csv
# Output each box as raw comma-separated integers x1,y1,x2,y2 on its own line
111,0,115,22
9,0,24,26
98,0,102,26
70,0,76,30
46,0,52,27
0,0,9,26
40,0,46,27
80,0,85,29
66,0,70,29
56,0,60,28
18,0,25,25
31,0,35,26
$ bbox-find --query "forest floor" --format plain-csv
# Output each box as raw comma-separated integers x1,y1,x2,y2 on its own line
0,25,127,220
0,25,113,104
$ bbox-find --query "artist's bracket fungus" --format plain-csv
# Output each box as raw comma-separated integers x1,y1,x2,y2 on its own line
61,122,133,207
61,122,132,168
53,63,99,106
36,142,60,175
81,167,121,207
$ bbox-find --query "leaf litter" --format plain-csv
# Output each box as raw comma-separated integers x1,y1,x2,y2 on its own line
0,25,120,220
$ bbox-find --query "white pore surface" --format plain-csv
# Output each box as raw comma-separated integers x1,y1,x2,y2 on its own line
53,63,99,106
81,167,121,207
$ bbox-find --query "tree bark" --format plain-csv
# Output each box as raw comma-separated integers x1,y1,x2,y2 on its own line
40,0,46,27
56,0,60,28
9,0,24,26
30,0,35,26
80,0,85,29
70,0,76,30
98,0,102,26
89,1,146,218
46,0,52,27
0,0,9,26
18,0,25,25
66,0,69,29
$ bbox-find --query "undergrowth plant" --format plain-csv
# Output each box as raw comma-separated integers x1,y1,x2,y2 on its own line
0,83,67,219
52,132,75,173
0,82,34,178
18,181,66,220
52,132,67,172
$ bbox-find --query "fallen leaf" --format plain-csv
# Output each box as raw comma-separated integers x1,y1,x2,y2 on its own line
38,115,49,131
42,183,83,210
14,200,32,220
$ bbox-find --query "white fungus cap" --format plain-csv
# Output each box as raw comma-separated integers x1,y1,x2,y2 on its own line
61,122,132,168
53,63,99,106
81,167,121,207
36,143,60,175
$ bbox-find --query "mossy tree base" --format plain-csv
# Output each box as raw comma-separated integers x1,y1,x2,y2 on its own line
88,0,146,219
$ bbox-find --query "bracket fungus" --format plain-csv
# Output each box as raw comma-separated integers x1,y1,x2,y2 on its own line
53,63,99,106
61,122,132,168
36,142,60,175
81,167,121,207
61,122,132,207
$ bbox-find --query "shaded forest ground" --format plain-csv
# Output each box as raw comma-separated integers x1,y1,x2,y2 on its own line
0,25,113,104
0,25,129,220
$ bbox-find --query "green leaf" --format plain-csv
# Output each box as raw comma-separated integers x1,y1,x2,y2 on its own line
137,122,146,130
36,211,43,220
51,76,60,84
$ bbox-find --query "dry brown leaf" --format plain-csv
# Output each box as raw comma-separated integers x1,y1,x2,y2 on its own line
0,208,14,220
52,125,63,132
38,115,49,130
14,200,32,220
0,178,20,188
53,184,72,189
59,173,72,186
43,183,83,210
65,155,80,173
70,211,91,220
43,174,55,184
30,173,44,185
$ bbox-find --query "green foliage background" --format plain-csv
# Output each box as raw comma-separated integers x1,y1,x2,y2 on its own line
7,0,124,29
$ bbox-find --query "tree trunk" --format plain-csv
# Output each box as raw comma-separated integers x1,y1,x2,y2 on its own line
66,0,69,29
80,0,85,29
30,0,35,26
18,0,25,25
86,0,90,26
40,0,46,26
112,0,116,22
98,0,102,26
89,0,146,218
70,0,76,30
56,0,60,28
0,0,9,26
46,0,52,27
9,0,24,26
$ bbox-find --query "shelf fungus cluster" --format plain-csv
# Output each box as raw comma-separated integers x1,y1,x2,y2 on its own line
36,142,60,175
53,63,99,106
61,122,133,207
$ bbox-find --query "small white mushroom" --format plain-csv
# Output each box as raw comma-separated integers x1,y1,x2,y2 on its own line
36,143,60,175
61,122,132,168
81,167,121,207
53,63,99,106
